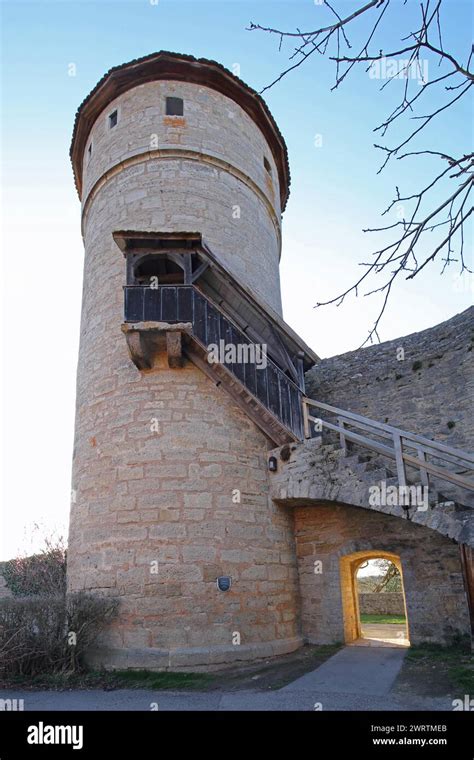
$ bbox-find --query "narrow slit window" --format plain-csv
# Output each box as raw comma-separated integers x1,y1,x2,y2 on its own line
87,143,92,159
263,156,272,175
109,110,118,128
166,96,184,116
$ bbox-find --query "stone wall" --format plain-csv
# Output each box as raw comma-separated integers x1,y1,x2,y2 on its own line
293,502,470,646
306,307,474,452
358,593,405,616
69,352,302,669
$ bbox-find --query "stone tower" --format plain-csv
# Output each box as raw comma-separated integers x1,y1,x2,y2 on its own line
68,52,317,669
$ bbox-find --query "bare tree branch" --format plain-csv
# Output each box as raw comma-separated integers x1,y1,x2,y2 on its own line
249,0,473,344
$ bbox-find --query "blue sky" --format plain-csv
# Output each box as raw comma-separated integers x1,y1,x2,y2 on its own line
1,0,472,558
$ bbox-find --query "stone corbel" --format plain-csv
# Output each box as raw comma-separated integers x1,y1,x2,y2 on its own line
121,321,192,371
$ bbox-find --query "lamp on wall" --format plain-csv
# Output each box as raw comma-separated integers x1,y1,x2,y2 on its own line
268,456,278,472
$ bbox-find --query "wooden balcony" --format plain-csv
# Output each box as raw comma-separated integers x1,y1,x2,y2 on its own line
122,285,304,444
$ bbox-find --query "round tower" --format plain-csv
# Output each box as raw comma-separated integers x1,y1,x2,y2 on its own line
68,52,314,669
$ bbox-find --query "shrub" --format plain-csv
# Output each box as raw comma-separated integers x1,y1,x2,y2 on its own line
65,592,119,671
0,538,66,596
0,592,118,678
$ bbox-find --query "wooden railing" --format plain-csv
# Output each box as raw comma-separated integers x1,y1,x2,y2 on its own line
124,285,304,439
302,397,474,494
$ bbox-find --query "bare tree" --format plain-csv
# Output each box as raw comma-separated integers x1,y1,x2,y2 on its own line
372,559,401,592
249,0,473,344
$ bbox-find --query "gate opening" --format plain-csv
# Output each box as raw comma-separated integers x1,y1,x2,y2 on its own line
340,550,410,647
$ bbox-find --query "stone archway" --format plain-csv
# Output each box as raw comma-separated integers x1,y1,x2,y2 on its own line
289,501,471,647
339,549,409,645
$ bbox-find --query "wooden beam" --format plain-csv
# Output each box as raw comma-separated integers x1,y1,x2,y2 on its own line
183,255,193,284
460,544,474,639
190,259,210,283
303,399,310,440
271,330,300,385
126,254,135,285
166,252,186,271
296,352,305,392
338,417,347,456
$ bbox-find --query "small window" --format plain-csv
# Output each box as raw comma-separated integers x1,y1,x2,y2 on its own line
263,156,272,175
87,143,92,159
166,97,184,116
109,110,118,128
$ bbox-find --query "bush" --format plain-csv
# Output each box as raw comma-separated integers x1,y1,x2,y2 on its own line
65,592,119,671
0,592,118,678
0,539,66,596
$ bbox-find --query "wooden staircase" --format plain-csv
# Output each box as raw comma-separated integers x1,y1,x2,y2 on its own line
303,397,474,501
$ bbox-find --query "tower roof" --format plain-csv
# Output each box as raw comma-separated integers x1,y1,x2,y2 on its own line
70,51,291,209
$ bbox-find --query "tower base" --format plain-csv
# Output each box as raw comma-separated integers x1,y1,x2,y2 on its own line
85,637,303,672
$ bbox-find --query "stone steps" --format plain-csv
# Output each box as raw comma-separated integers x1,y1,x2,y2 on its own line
317,433,472,516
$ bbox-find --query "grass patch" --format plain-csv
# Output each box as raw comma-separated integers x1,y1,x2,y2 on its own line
395,643,474,697
1,669,215,691
360,614,406,625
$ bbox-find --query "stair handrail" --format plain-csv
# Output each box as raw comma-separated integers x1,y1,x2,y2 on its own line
302,397,474,494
